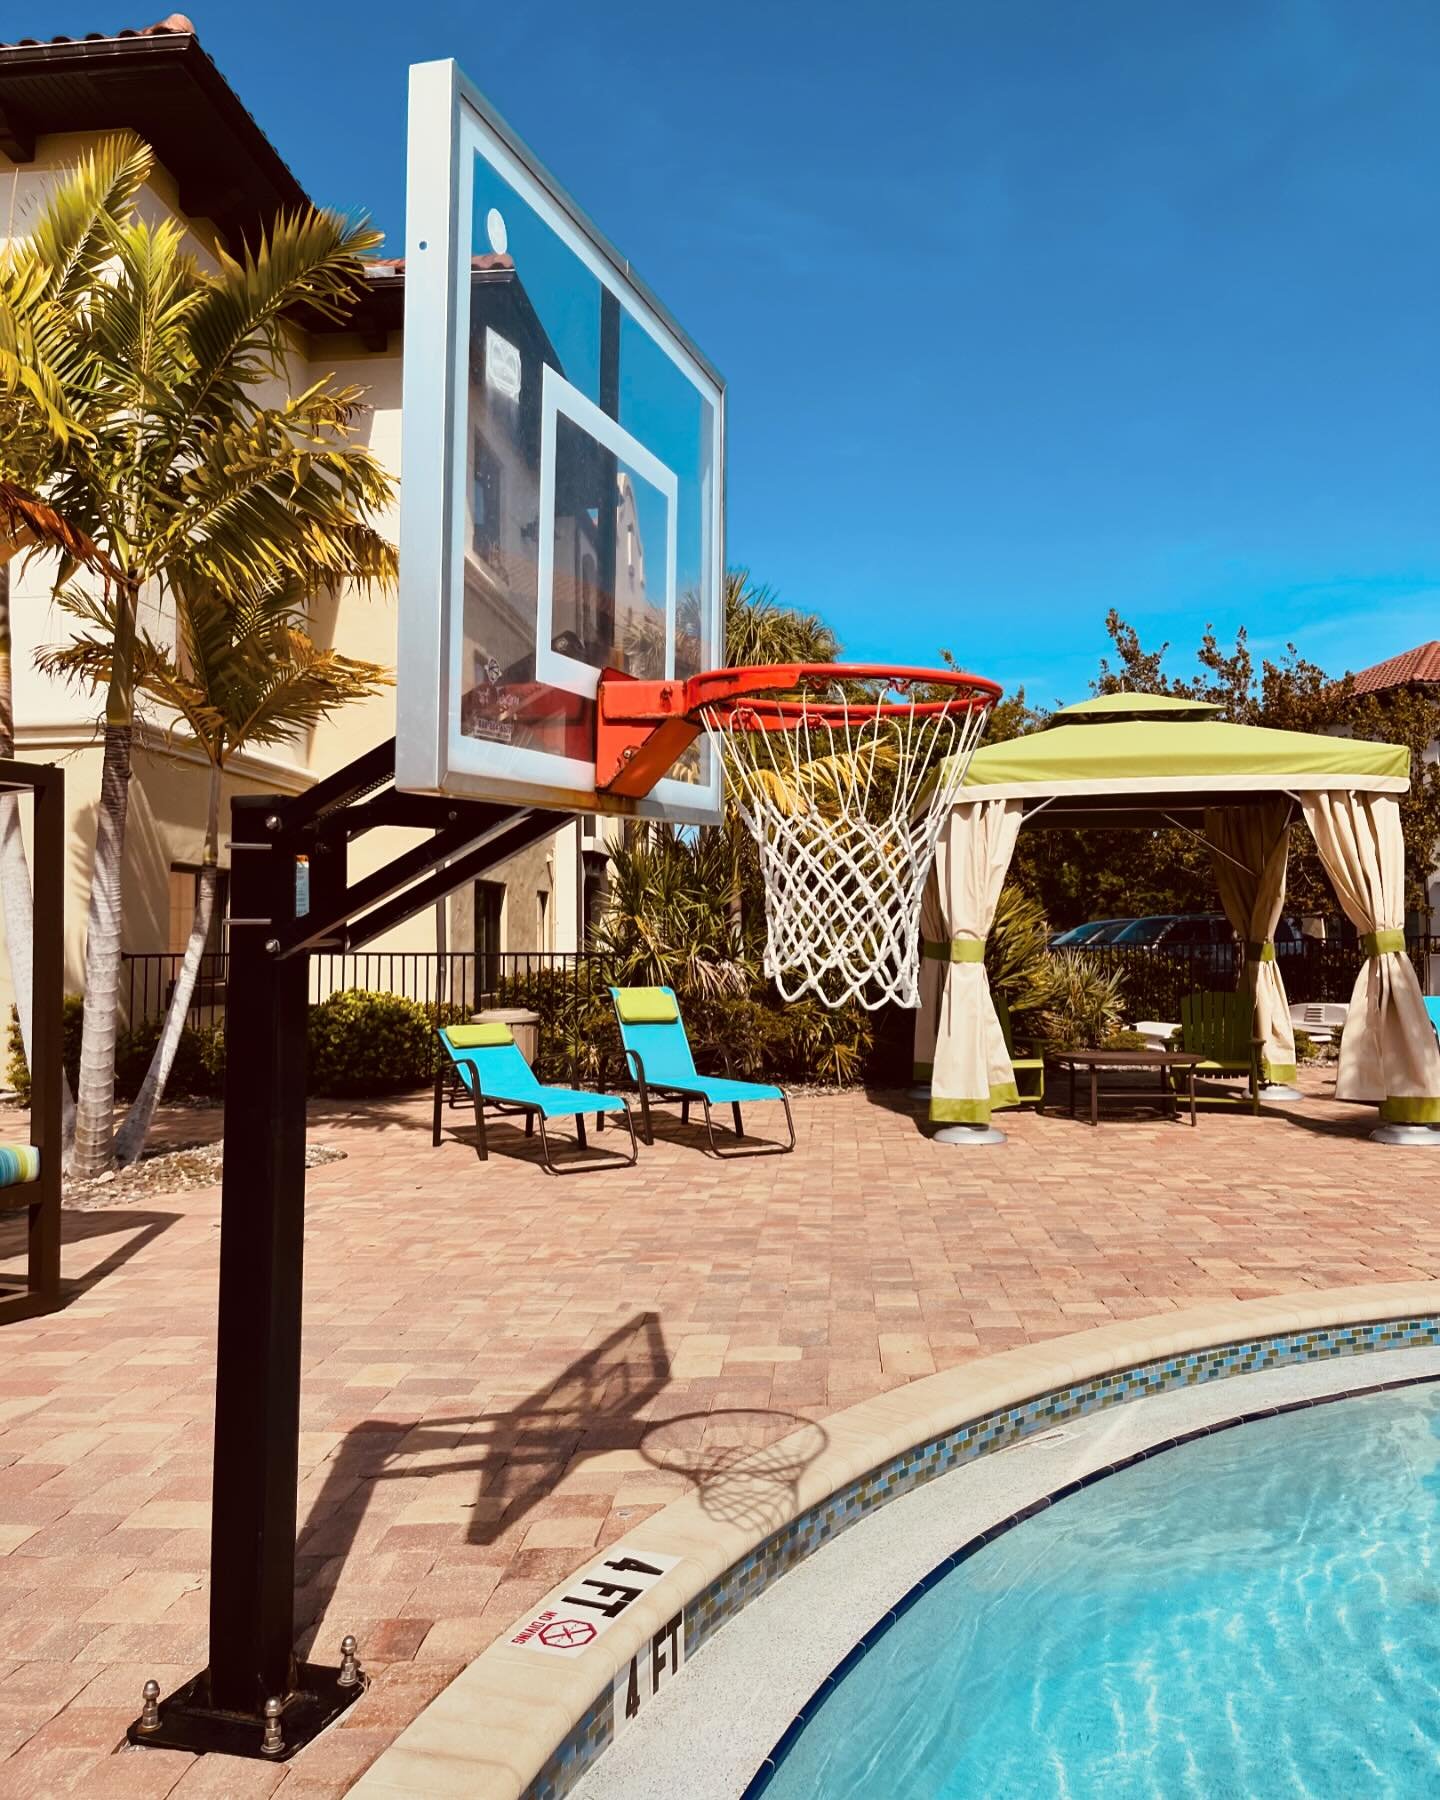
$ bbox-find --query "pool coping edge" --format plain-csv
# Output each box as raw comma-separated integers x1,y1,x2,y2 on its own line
348,1279,1440,1799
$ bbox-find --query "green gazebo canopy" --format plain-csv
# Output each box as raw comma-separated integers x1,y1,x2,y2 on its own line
935,693,1408,823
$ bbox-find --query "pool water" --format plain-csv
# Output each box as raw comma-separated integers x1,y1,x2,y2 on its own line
759,1384,1440,1798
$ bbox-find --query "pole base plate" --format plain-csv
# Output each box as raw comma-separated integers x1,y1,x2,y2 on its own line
933,1123,1007,1146
127,1662,366,1761
1369,1123,1440,1149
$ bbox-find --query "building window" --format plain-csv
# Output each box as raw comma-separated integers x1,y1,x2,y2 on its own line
167,865,228,956
473,879,504,992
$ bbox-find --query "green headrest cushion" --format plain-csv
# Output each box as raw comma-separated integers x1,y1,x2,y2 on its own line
445,1022,514,1048
615,986,679,1024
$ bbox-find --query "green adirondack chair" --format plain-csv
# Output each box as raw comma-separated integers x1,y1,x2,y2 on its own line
995,997,1045,1107
1177,991,1262,1113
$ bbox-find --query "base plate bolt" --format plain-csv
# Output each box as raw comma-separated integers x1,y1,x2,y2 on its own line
261,1696,284,1757
137,1679,161,1734
338,1634,362,1689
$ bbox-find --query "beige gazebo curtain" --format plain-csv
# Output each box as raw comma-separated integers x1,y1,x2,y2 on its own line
1205,801,1297,1085
920,798,1025,1125
1300,790,1440,1122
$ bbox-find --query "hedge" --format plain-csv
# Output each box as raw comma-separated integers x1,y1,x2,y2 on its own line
7,990,473,1106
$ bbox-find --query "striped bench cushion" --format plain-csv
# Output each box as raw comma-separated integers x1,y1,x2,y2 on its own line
0,1145,40,1188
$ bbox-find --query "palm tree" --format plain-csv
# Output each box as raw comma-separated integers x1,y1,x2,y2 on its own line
0,135,396,1176
42,574,390,1162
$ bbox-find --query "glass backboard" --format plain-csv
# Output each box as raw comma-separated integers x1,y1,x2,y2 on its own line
396,60,725,823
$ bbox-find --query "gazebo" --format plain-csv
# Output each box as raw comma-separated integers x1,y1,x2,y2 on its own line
915,693,1440,1146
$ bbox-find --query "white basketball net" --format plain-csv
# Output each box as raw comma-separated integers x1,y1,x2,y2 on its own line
699,677,993,1011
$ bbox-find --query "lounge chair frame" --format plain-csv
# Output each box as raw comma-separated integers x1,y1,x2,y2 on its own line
619,1045,797,1157
432,1048,639,1174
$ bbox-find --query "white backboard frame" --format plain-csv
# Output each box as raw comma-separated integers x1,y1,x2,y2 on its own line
396,59,725,823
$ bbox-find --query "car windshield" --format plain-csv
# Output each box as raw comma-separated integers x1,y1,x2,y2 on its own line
1111,917,1176,946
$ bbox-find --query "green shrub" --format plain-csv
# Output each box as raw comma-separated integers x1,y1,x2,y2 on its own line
307,989,441,1095
1037,953,1126,1049
7,994,84,1106
1293,1027,1316,1063
1102,1027,1151,1051
987,885,1062,1021
114,1016,221,1100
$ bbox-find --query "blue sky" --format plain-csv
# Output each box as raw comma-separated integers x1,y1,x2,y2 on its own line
42,1,1440,706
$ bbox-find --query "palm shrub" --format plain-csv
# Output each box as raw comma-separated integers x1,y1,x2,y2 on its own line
986,883,1063,1021
0,133,396,1176
1037,952,1126,1049
45,574,390,1163
591,824,751,998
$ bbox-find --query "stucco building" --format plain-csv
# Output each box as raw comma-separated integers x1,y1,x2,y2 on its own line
0,15,615,1025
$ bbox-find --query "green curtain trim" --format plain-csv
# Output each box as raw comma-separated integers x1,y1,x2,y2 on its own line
1261,1061,1297,1085
912,1061,934,1081
929,1081,1017,1125
1244,940,1275,963
922,937,987,963
1361,929,1406,957
1379,1096,1440,1124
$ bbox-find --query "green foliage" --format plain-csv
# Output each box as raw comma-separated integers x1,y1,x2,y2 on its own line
7,994,83,1106
1037,953,1126,1049
1293,1028,1316,1063
306,990,471,1096
115,1016,219,1100
986,884,1063,1018
591,824,752,998
1103,1027,1152,1051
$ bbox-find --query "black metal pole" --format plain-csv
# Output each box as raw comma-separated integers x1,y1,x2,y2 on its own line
128,796,361,1758
207,797,309,1710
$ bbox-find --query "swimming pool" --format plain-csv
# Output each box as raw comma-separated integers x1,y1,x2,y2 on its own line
755,1383,1440,1798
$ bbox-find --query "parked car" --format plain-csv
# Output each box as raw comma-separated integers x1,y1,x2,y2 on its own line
1109,914,1305,964
1049,919,1131,949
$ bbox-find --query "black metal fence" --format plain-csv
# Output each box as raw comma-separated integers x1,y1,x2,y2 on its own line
1083,936,1436,1021
123,934,1440,1048
122,949,605,1033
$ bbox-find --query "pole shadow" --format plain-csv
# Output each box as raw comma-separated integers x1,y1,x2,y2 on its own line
0,1205,177,1309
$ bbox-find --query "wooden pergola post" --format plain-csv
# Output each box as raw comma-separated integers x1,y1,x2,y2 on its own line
0,756,63,1324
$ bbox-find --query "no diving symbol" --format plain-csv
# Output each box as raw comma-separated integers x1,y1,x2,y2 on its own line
538,1618,596,1651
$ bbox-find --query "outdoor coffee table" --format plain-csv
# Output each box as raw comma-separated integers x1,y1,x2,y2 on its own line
1042,1049,1204,1127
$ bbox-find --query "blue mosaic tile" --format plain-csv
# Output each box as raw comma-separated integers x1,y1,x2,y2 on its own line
521,1312,1440,1799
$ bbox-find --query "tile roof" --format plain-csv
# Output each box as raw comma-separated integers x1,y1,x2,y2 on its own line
1,15,195,49
1352,642,1440,694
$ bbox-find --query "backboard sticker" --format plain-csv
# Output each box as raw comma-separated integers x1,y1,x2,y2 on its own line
507,1547,682,1657
613,1609,685,1735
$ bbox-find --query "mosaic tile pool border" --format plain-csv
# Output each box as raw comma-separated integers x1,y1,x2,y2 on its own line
521,1313,1440,1800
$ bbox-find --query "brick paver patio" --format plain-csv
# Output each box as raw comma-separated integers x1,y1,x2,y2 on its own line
0,1074,1436,1796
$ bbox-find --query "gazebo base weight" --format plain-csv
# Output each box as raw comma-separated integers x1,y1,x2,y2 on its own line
933,1123,1007,1146
1259,1082,1304,1101
1369,1123,1440,1149
907,1084,932,1101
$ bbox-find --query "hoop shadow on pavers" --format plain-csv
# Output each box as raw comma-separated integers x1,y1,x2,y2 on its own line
294,1311,675,1628
638,1409,829,1540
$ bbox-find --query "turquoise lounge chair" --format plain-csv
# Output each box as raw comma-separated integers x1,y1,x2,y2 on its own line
1425,997,1440,1046
433,1022,637,1172
609,985,795,1157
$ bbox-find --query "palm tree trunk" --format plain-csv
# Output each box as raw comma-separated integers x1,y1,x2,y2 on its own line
0,562,76,1151
115,764,220,1166
71,578,139,1179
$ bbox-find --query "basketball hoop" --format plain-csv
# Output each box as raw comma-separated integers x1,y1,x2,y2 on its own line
595,661,999,1009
